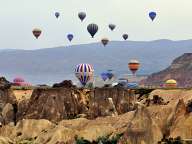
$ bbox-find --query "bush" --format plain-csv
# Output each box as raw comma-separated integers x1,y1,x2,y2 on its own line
76,137,91,144
158,136,184,144
76,133,123,144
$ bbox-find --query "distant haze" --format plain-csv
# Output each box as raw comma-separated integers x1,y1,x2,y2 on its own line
0,40,191,85
1,0,192,49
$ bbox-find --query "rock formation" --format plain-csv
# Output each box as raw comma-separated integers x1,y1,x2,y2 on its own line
0,84,192,143
16,87,134,122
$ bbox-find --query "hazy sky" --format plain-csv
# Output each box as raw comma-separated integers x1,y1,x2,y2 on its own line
1,0,192,49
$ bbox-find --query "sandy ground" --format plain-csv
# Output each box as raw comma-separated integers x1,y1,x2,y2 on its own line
13,90,33,102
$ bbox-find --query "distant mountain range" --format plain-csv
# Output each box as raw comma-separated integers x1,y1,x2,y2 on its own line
0,39,191,85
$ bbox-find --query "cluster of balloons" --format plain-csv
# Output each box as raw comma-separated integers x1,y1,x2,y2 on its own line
32,12,87,41
75,60,140,86
32,11,157,46
31,10,158,86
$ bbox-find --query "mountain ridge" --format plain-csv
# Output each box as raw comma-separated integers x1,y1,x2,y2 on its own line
0,39,191,84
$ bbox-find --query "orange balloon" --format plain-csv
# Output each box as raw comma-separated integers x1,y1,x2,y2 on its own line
128,59,140,74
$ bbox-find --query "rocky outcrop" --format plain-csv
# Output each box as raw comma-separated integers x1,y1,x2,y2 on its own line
1,85,192,143
0,89,17,125
0,77,11,89
119,105,162,144
0,136,13,144
52,80,75,88
1,89,192,144
17,87,134,122
13,119,55,141
141,53,192,87
0,112,133,144
168,99,192,139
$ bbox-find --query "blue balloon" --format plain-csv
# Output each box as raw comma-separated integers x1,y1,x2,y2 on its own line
149,12,156,21
106,72,114,80
101,73,108,81
55,12,60,18
67,34,74,42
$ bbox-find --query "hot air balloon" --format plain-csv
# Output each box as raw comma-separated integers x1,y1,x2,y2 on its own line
128,59,140,75
149,12,157,21
78,12,86,22
55,12,60,18
13,77,25,86
101,73,108,81
87,23,98,38
109,24,116,31
107,73,114,80
165,79,177,88
101,38,109,46
13,77,25,83
122,34,128,40
32,28,42,39
67,34,74,42
75,64,94,86
106,70,115,80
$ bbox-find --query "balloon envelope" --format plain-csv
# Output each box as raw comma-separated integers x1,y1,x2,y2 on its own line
128,59,140,74
106,71,114,80
165,79,177,88
32,28,42,39
87,23,98,38
101,38,109,46
55,12,60,18
67,34,74,42
78,12,86,21
101,73,108,81
13,77,25,83
75,64,94,86
122,34,128,40
149,12,156,21
109,24,116,31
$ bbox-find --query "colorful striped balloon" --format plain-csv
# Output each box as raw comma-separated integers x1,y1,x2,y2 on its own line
75,64,94,86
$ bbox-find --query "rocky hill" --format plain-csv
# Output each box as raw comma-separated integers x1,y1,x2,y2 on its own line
1,89,192,143
141,53,192,87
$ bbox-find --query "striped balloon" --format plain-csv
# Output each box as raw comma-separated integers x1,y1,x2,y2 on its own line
87,23,98,38
75,64,94,86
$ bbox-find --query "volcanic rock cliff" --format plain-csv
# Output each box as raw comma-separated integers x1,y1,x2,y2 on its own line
1,77,192,143
1,89,192,144
0,84,136,124
142,53,192,87
17,87,135,122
